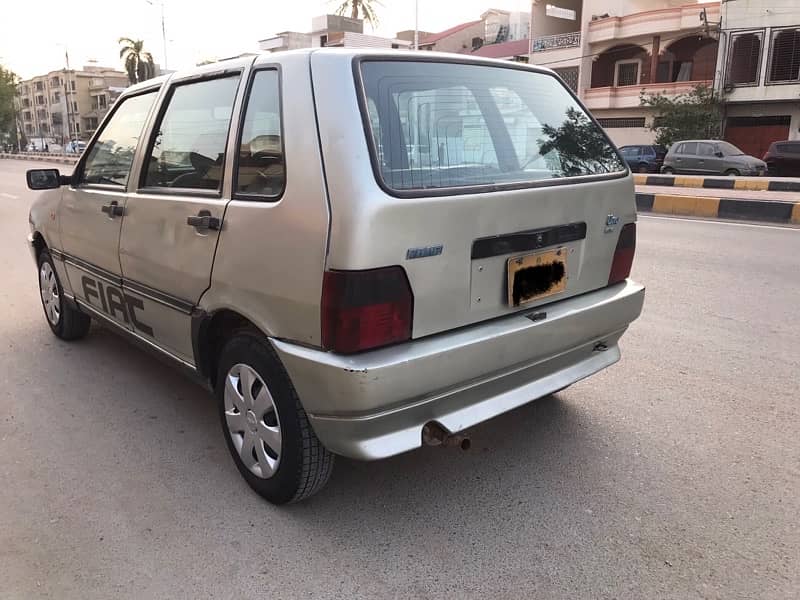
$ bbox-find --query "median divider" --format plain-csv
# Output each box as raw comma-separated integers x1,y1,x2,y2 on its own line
637,192,800,225
633,173,800,193
0,152,77,165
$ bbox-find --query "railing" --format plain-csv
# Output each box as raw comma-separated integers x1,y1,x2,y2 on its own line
531,31,581,52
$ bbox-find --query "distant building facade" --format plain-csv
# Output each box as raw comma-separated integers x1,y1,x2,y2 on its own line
17,65,128,144
259,14,411,53
714,0,800,156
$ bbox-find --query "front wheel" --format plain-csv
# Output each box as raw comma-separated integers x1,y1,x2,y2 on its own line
216,332,334,504
38,250,90,340
724,169,741,177
637,163,650,173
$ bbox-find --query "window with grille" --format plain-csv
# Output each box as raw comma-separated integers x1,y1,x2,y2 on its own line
768,28,800,83
554,67,579,93
597,117,646,128
615,61,640,86
727,31,763,85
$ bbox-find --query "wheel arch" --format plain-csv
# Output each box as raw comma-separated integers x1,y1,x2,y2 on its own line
192,308,269,388
31,231,48,260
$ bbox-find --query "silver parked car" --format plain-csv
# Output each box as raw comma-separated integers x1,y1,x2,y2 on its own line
26,50,645,504
661,140,767,176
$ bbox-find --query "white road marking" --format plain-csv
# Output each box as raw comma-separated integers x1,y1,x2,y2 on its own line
0,192,19,199
640,214,800,232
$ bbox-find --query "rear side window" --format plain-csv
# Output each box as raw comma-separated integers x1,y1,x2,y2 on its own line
234,69,285,199
80,91,157,186
142,75,240,191
360,61,625,192
681,142,698,155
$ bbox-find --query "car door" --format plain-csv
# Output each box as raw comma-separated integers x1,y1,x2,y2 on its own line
59,88,160,329
697,142,722,174
675,142,698,173
118,69,246,364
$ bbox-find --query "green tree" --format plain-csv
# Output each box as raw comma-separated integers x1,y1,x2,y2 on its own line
331,0,383,28
119,38,156,86
538,107,623,176
640,84,722,147
0,65,20,148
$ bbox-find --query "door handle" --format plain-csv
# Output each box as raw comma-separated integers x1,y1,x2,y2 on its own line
100,201,125,217
187,210,220,231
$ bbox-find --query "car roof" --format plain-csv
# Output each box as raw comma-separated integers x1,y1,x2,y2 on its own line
120,48,561,102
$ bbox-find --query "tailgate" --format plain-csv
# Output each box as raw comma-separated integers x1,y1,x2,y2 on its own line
311,52,634,339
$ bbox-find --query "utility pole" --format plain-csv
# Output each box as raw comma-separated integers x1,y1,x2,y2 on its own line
64,49,79,146
146,0,168,70
414,0,419,50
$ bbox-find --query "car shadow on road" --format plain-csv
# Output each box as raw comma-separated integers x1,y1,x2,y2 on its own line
38,321,616,529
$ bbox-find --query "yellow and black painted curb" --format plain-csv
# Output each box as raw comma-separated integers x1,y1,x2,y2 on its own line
633,173,800,193
0,152,76,165
637,193,800,225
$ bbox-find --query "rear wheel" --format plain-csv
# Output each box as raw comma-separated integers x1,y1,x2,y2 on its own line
724,169,740,177
662,167,675,175
216,332,334,504
38,250,90,340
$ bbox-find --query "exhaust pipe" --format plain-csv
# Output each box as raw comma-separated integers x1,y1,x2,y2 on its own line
422,422,471,451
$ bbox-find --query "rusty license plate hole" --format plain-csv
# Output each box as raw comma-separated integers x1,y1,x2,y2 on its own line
507,247,567,307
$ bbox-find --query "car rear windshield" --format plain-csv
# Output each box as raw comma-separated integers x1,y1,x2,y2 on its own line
359,60,625,192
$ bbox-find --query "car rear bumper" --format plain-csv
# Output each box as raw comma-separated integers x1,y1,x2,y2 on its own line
273,280,645,460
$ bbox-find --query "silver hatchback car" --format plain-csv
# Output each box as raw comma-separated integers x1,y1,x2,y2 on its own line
27,49,645,503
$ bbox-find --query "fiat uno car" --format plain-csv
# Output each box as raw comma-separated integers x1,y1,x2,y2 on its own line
26,49,645,504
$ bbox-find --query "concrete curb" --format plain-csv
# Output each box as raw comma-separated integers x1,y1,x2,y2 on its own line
637,192,800,224
0,153,77,165
633,173,800,193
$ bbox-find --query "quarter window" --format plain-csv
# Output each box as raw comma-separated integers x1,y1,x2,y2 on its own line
142,75,240,191
79,91,157,187
234,70,285,198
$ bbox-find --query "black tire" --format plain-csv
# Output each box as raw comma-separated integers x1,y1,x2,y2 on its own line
216,332,334,504
637,163,650,173
724,169,740,177
662,167,675,175
37,249,91,341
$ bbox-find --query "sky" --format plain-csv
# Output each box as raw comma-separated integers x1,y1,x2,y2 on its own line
1,0,528,79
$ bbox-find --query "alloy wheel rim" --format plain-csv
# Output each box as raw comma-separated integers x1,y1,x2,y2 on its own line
223,363,282,479
39,262,60,326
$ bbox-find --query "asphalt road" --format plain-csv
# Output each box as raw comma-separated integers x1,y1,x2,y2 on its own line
1,158,798,599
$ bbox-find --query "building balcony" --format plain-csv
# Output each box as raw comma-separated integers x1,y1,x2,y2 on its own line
583,80,711,110
531,31,581,53
88,78,106,90
587,3,719,45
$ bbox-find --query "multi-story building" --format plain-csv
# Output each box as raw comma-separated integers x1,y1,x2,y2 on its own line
714,0,800,157
259,14,411,53
16,65,128,144
528,0,721,146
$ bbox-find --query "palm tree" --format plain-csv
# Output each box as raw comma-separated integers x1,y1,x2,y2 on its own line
118,38,156,86
331,0,382,28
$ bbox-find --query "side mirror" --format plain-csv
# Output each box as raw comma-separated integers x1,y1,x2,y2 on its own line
715,151,724,158
26,168,64,190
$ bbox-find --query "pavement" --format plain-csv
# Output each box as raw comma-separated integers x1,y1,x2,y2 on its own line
1,158,799,599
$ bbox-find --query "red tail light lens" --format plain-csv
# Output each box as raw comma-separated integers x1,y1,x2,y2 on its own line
608,223,636,285
321,267,413,354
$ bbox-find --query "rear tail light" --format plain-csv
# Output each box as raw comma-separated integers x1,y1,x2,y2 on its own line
608,223,636,285
321,267,413,354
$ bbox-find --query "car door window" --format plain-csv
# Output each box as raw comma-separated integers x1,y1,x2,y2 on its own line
234,70,285,199
698,143,714,157
79,91,157,186
681,142,698,155
142,76,240,191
